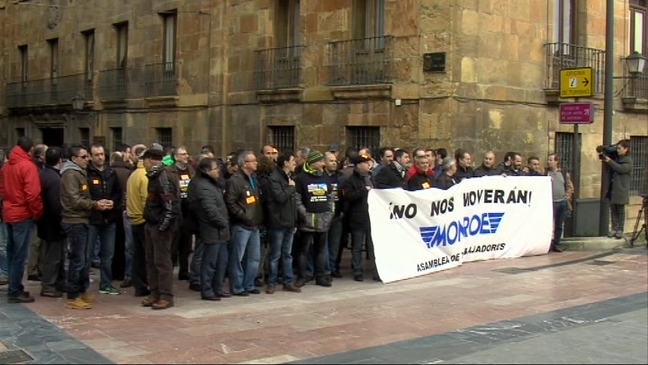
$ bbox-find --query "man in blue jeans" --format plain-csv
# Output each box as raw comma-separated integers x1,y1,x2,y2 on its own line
0,137,44,303
61,145,111,309
225,151,264,296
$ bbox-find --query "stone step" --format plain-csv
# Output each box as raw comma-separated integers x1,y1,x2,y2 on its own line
562,235,647,251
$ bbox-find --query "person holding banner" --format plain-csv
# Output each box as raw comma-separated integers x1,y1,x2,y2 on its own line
435,157,458,190
341,153,378,282
405,155,435,191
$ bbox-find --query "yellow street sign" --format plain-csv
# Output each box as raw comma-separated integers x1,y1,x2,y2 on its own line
560,67,594,98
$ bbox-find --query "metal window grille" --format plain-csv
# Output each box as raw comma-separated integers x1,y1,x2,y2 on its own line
267,126,295,153
347,126,380,154
554,132,575,173
156,128,173,149
111,127,123,151
79,128,90,148
630,136,648,195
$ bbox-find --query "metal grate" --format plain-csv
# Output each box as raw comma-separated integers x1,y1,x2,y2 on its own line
544,42,605,95
267,126,295,153
623,75,648,99
255,46,305,90
97,67,143,100
5,73,92,108
144,62,178,97
630,136,648,195
79,128,90,148
156,128,173,149
328,36,393,86
347,126,380,154
111,127,123,152
555,132,575,174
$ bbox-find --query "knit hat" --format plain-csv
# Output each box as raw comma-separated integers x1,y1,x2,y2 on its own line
306,150,325,165
442,157,455,170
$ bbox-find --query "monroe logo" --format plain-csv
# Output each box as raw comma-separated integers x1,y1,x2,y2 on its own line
419,212,505,248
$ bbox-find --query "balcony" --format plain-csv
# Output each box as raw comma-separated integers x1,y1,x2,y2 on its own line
254,46,305,103
5,73,92,109
544,42,605,103
97,67,143,103
621,74,648,113
145,62,179,98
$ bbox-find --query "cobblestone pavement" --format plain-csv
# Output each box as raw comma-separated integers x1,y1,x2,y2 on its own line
1,248,646,364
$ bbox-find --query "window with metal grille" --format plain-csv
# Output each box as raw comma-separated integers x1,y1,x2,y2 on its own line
156,128,173,149
111,127,123,152
554,132,575,173
630,136,648,195
347,126,380,155
268,126,295,154
79,128,90,148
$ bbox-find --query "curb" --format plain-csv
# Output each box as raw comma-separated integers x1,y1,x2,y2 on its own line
562,236,647,251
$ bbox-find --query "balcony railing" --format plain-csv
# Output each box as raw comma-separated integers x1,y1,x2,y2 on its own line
622,75,648,99
145,62,179,97
5,73,92,109
255,45,305,90
545,42,605,95
97,67,143,100
328,36,394,86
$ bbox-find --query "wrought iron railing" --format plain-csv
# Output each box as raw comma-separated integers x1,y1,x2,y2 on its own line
622,74,648,99
97,67,143,100
328,36,393,86
255,46,305,90
5,73,92,108
145,62,179,97
544,42,605,95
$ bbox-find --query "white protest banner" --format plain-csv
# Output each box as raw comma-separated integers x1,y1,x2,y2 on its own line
368,176,553,283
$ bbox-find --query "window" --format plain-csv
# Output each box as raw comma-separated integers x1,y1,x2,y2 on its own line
353,0,385,40
156,128,173,149
552,0,576,48
115,22,128,68
83,29,95,82
111,127,123,152
47,38,59,79
554,132,577,173
18,45,28,82
79,128,90,148
630,136,648,195
347,126,380,154
631,0,647,56
268,126,295,154
275,0,300,47
162,11,177,65
15,128,25,139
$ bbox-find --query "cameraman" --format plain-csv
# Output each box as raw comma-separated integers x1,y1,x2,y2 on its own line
602,140,633,239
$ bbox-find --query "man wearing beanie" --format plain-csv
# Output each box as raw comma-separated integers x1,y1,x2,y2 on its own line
435,157,458,190
294,150,334,287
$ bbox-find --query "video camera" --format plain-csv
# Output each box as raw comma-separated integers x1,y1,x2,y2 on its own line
596,144,618,161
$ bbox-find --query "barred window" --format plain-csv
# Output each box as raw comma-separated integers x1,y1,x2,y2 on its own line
110,127,123,152
267,126,295,154
630,136,648,195
554,132,577,173
347,126,380,155
79,128,90,148
156,128,173,149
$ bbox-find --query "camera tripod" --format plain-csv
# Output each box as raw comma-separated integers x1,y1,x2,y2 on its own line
629,197,647,247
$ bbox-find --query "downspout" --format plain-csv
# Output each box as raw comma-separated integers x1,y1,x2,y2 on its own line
220,0,230,157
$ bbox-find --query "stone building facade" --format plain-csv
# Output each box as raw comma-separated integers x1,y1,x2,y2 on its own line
0,0,647,234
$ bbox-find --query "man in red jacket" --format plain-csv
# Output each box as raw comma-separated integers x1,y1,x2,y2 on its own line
0,137,43,303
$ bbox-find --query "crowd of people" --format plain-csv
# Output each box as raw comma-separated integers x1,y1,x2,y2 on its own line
0,137,637,310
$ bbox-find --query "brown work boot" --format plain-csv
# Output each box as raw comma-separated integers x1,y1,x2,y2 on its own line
79,292,95,304
265,284,275,294
141,295,158,307
66,297,92,309
151,299,174,310
283,284,301,293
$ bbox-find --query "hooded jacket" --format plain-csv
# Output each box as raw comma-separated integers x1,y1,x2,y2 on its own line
187,171,230,244
144,164,181,231
0,147,43,223
37,165,66,241
294,162,333,232
60,161,96,224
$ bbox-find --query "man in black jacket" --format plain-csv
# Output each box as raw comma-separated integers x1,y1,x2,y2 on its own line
342,154,378,282
259,151,301,294
474,151,499,177
187,157,230,301
225,151,264,296
37,147,66,298
375,149,409,189
87,144,122,295
454,149,474,182
142,149,181,310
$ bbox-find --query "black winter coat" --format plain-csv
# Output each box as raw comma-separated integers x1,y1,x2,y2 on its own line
87,164,122,225
37,166,66,241
225,171,264,228
375,162,406,189
187,172,230,244
144,165,181,231
259,167,297,229
342,169,372,229
406,172,434,191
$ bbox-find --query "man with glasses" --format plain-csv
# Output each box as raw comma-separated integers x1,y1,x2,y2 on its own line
225,151,264,296
61,145,111,309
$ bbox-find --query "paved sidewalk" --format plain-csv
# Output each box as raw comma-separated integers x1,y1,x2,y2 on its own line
0,248,646,364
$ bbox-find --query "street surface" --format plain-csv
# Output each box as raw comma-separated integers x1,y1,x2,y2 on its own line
0,248,646,364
